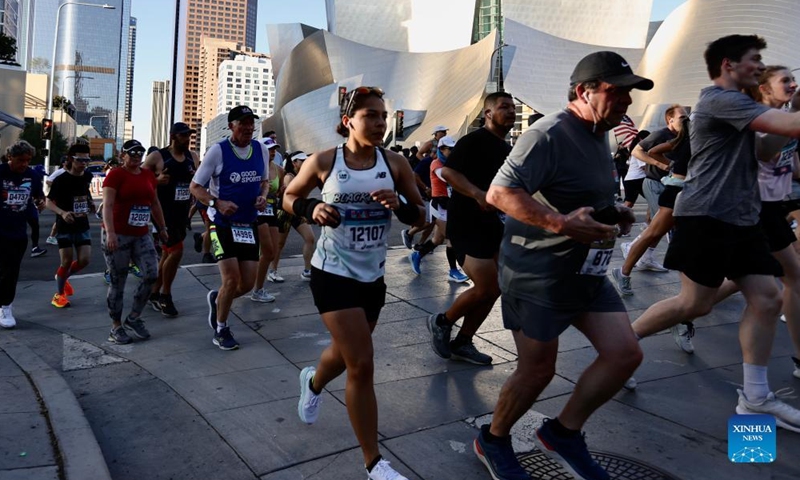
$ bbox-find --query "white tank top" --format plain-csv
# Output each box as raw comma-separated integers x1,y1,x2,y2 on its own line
311,144,395,282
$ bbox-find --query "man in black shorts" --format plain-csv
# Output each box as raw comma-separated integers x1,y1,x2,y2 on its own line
475,51,648,480
427,92,516,365
143,122,199,317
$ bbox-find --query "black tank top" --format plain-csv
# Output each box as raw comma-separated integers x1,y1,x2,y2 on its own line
157,148,195,209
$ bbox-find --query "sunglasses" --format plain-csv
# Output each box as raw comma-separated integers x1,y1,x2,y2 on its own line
342,86,385,117
125,151,145,158
73,157,91,163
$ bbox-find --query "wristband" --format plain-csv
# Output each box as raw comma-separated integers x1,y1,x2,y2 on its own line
395,198,420,225
292,198,323,223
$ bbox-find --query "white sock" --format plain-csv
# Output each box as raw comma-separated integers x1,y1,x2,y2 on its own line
742,363,770,402
216,322,227,333
644,247,656,262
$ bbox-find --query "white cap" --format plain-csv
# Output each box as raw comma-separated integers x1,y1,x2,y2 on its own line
437,135,456,148
290,151,308,161
431,125,448,135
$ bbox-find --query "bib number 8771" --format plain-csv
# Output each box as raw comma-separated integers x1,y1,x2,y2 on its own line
351,225,385,243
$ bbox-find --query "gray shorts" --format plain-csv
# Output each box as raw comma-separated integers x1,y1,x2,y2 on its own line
501,279,626,342
643,178,665,219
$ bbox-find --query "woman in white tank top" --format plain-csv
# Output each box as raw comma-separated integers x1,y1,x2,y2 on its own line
283,87,424,480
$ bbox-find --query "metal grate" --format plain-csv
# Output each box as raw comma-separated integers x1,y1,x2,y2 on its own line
517,450,680,480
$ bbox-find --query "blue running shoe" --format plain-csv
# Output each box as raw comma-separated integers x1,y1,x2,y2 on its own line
409,250,422,275
129,263,143,278
207,290,218,331
533,418,609,480
473,424,530,480
213,326,239,350
103,270,111,285
448,268,469,283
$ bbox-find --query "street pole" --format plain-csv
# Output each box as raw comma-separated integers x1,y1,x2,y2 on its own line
490,43,508,93
45,2,115,173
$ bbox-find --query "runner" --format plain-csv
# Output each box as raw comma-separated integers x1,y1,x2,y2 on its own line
0,141,45,329
250,138,281,300
102,140,168,344
415,125,448,160
46,143,95,308
190,105,270,350
628,35,800,431
285,86,424,480
143,122,200,317
475,51,648,480
427,92,516,365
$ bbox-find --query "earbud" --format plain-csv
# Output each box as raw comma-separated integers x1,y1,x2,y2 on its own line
583,92,591,103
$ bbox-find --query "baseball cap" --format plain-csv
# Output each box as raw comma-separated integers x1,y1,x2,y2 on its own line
263,138,281,149
170,122,196,135
228,105,259,123
437,136,456,148
570,51,653,90
431,125,448,135
122,139,146,155
289,151,308,161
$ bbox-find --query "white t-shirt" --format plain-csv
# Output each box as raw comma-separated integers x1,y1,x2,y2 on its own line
624,157,647,181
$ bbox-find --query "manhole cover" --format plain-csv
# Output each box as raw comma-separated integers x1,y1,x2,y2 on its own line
518,450,680,480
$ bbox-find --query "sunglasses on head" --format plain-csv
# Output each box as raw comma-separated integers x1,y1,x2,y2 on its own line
342,86,385,117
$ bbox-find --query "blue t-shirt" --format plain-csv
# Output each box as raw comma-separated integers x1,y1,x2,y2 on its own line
1,164,44,239
414,156,433,189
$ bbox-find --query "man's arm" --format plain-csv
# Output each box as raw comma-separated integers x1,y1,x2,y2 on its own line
441,166,491,210
416,140,433,160
632,144,669,170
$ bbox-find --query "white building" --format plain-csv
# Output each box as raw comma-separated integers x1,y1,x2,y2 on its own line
200,111,263,156
217,54,275,119
150,80,170,149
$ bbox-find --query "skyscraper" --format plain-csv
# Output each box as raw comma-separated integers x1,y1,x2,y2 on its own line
178,0,257,151
150,80,170,148
124,16,136,122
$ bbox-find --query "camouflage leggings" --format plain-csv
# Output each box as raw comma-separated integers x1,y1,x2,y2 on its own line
102,232,158,322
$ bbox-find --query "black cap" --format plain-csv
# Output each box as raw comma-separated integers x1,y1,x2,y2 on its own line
122,139,146,155
570,51,653,91
228,105,259,123
170,122,196,135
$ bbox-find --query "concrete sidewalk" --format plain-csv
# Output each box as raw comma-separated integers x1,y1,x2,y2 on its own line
2,234,800,479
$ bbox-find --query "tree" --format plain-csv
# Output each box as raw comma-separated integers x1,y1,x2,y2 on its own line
19,121,68,167
29,57,51,75
0,31,16,62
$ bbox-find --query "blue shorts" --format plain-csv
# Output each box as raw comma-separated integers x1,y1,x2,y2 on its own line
57,230,92,249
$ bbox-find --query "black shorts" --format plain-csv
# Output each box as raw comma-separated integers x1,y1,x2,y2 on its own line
664,216,783,288
448,216,503,260
658,185,683,209
760,201,796,252
163,206,189,247
255,212,278,227
309,267,386,323
56,230,91,249
209,224,259,262
622,178,645,204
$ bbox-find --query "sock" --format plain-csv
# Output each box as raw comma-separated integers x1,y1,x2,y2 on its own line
435,312,450,327
216,322,227,333
56,266,68,294
446,247,457,270
417,240,436,258
309,377,321,396
742,363,770,402
482,424,509,444
644,247,656,262
366,455,383,473
68,260,82,275
621,270,631,279
450,332,471,349
457,253,466,268
549,417,580,438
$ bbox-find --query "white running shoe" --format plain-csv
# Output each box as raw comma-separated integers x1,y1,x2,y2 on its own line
300,269,312,281
635,257,669,272
368,459,408,480
268,270,285,283
670,323,695,354
736,389,800,433
298,366,322,424
0,305,15,329
250,288,276,303
781,314,787,323
623,377,637,391
620,241,631,260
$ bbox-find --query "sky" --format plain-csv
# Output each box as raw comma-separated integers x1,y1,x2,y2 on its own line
129,0,686,146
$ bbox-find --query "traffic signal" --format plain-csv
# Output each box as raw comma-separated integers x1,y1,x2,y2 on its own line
41,118,53,140
395,110,404,139
338,86,347,115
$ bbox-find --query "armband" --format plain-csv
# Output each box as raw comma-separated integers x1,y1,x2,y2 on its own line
292,197,323,224
395,199,420,225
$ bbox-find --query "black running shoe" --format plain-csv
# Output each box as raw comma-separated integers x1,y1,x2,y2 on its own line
160,294,179,318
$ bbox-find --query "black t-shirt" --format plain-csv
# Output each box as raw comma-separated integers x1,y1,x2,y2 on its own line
157,148,196,219
638,128,676,180
446,128,512,229
48,170,93,234
671,136,691,177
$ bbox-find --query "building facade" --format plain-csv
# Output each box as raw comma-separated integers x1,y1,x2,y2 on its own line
217,53,273,118
198,37,240,127
124,16,135,122
150,80,170,148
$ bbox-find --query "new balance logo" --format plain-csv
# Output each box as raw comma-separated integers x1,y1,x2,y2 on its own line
375,171,387,179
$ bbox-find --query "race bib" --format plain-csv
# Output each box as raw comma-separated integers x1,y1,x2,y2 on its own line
257,198,275,217
344,208,390,250
73,195,89,214
773,141,797,176
6,188,29,206
174,183,190,201
231,223,255,244
578,239,615,276
128,205,151,227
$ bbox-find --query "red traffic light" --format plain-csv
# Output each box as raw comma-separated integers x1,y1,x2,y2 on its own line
41,118,54,140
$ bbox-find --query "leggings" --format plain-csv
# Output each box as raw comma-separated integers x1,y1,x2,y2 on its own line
26,215,40,246
0,237,27,306
102,232,158,322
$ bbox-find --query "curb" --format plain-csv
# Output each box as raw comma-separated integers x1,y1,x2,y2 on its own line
0,335,112,480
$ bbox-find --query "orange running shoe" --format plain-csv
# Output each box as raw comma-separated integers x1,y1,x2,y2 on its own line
51,293,71,308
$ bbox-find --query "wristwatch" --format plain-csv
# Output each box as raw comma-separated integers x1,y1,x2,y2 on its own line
209,198,217,208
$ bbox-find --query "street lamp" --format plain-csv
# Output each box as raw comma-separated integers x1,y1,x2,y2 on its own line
45,2,116,173
490,43,509,93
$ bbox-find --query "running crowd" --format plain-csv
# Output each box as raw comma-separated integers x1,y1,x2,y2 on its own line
2,34,800,480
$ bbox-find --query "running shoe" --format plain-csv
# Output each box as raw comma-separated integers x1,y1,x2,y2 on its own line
103,270,111,285
159,294,179,317
623,377,637,391
781,314,787,323
149,292,163,312
51,293,70,308
202,252,216,264
448,268,469,283
45,236,58,246
736,389,800,433
207,290,218,331
400,229,413,249
427,313,452,359
635,258,669,272
55,275,75,296
409,250,422,275
533,418,610,480
268,269,285,283
108,326,131,344
129,264,143,278
213,326,239,350
368,459,409,480
30,246,46,257
298,366,322,424
619,241,631,260
474,424,530,480
193,232,203,253
792,357,800,380
611,268,633,296
300,269,312,281
669,322,695,354
250,288,276,303
123,316,151,340
450,341,493,365
0,305,15,329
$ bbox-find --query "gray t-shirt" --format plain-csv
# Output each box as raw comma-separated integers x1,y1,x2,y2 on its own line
492,110,617,308
674,86,771,226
